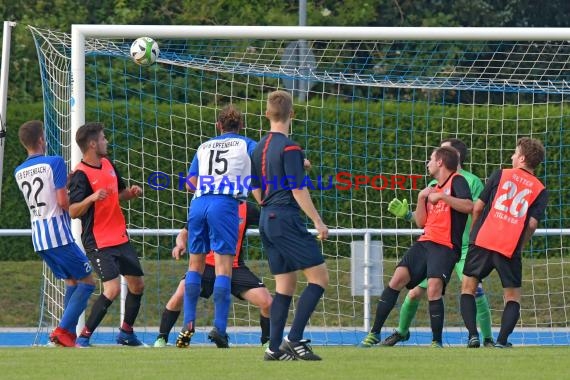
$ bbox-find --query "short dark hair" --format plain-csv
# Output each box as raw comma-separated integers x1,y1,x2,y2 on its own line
217,104,243,132
440,138,468,165
18,120,44,150
434,146,459,172
517,137,545,169
76,122,104,153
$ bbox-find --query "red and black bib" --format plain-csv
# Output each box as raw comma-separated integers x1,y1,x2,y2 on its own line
476,168,544,258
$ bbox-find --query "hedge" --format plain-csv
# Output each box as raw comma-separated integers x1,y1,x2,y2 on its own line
1,99,567,260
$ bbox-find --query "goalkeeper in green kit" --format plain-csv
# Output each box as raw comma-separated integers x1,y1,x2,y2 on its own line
360,138,494,347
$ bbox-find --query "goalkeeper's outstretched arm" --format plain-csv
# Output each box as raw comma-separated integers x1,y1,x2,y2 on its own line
387,198,415,222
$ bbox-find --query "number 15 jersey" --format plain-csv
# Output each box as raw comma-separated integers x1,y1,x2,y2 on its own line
470,168,548,258
189,133,256,199
14,154,74,251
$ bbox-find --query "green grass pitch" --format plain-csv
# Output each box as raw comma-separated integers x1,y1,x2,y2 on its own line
0,346,567,380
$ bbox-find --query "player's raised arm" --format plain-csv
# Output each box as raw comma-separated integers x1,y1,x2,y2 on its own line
470,199,485,233
252,188,262,204
68,171,109,218
172,227,188,260
119,185,143,201
414,186,433,228
387,198,413,221
428,177,473,214
185,154,199,192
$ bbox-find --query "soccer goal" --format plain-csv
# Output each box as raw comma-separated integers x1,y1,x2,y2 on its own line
28,25,570,346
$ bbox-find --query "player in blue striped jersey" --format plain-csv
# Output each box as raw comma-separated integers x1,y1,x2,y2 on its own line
14,120,95,347
176,105,257,348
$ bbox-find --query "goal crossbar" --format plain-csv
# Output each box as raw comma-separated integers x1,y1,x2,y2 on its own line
71,25,570,40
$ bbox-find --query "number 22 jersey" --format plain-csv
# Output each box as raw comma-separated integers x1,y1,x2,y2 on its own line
14,154,74,251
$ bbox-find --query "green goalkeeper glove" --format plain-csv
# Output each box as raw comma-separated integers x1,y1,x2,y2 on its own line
388,198,412,221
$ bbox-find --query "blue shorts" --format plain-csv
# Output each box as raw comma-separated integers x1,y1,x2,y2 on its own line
259,206,324,275
187,195,240,255
38,242,92,280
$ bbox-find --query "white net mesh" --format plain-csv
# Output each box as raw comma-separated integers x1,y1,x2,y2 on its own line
29,25,570,346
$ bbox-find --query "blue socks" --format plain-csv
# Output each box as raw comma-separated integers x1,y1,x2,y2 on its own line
59,282,95,332
183,271,202,329
183,271,232,334
213,275,231,334
63,284,77,309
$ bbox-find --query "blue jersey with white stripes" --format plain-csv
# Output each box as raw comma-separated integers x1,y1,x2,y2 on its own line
188,133,256,199
14,154,75,251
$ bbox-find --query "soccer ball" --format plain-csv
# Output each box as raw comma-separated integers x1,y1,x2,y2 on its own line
130,37,159,66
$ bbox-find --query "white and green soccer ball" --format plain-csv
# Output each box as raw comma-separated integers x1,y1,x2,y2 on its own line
130,37,159,66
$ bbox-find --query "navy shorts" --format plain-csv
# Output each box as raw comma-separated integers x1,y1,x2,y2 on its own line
39,242,92,280
86,241,144,282
463,244,522,288
259,206,324,275
398,240,458,291
199,265,266,300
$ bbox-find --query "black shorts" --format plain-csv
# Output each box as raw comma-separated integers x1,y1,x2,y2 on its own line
198,265,266,300
463,244,522,288
398,240,458,291
86,242,144,282
259,207,324,275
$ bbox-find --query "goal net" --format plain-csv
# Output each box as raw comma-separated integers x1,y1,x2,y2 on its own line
29,25,569,346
